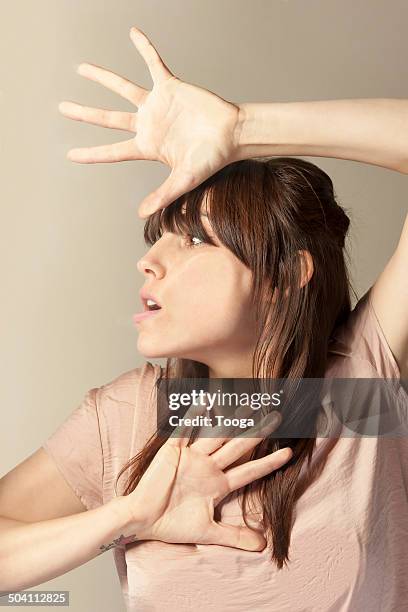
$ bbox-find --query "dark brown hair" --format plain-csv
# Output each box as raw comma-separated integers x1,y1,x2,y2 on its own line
115,157,356,568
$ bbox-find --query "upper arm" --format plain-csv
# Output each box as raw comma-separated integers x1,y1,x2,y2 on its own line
370,211,408,379
0,386,105,522
0,447,87,523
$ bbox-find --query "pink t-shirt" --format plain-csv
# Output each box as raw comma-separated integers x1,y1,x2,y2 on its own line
42,288,408,611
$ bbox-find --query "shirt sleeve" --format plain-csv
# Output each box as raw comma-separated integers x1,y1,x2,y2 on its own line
41,387,104,511
355,287,401,378
325,288,408,438
330,287,401,379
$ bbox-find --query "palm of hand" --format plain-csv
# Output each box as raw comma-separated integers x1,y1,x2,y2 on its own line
135,443,231,545
59,26,241,218
136,77,239,173
125,411,292,551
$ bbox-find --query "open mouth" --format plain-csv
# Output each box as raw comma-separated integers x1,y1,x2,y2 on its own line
144,299,162,312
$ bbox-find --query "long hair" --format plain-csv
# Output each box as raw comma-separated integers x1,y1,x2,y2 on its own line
115,157,356,569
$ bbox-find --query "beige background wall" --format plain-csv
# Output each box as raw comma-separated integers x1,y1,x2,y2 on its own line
0,1,406,610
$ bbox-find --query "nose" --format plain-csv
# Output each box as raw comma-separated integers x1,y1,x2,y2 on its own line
137,233,172,278
136,255,165,279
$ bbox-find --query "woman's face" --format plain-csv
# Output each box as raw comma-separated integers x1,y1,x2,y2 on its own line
135,205,257,378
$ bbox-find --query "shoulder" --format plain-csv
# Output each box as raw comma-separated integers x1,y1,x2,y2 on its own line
95,361,163,407
94,361,164,471
94,361,164,448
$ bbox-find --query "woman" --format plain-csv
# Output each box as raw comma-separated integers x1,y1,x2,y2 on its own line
1,26,407,612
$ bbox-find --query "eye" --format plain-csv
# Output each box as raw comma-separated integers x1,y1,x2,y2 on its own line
183,233,205,248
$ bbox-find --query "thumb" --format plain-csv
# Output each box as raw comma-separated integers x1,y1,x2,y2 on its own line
138,169,196,219
206,521,267,552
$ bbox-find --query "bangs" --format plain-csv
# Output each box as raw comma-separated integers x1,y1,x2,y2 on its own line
143,188,218,248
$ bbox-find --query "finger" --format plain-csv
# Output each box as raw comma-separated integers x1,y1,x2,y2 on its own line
167,401,209,449
59,101,137,132
67,138,141,163
138,169,196,218
224,447,293,494
192,410,281,458
129,26,174,85
190,431,232,455
206,522,266,552
234,404,256,419
210,435,264,471
189,411,259,456
77,62,147,107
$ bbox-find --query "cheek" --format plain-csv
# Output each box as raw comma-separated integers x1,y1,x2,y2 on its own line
175,258,253,325
136,259,255,357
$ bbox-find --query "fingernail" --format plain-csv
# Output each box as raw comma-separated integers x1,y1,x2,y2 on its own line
277,447,293,461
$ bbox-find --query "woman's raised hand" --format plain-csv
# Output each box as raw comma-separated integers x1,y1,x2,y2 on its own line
59,27,241,219
122,406,293,552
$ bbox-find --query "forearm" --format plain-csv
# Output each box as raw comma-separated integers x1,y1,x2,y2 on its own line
235,98,408,174
0,497,136,593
